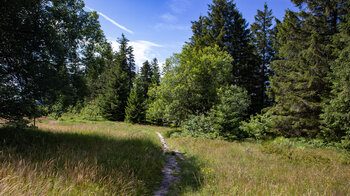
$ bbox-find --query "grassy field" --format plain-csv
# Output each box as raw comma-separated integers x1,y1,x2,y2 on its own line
1,120,349,195
0,119,171,195
163,134,350,195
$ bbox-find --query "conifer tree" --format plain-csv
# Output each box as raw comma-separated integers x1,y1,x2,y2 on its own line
250,3,275,110
190,0,260,114
125,76,145,123
269,0,346,137
99,35,135,121
321,5,350,143
139,61,153,98
151,58,161,86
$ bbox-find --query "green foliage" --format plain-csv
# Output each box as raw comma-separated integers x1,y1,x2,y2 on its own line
147,45,233,125
98,35,135,121
79,99,103,121
150,58,161,86
190,0,260,114
0,0,109,121
250,3,276,110
211,85,251,140
125,79,146,124
321,16,350,144
146,86,167,125
268,1,347,138
181,114,218,139
240,111,273,140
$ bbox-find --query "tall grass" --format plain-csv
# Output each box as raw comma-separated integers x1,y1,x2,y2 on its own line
0,120,169,195
164,135,350,195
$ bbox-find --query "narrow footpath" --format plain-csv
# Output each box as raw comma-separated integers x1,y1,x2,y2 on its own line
154,132,183,196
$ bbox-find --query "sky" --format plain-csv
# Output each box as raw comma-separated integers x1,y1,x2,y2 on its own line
83,0,299,69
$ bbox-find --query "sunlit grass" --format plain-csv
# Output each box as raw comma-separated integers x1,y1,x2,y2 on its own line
165,136,350,195
0,119,170,195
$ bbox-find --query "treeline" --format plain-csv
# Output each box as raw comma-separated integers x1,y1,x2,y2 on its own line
1,0,349,148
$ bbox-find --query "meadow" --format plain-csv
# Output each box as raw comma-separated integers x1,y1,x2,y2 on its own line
0,120,170,195
164,134,350,195
1,120,349,195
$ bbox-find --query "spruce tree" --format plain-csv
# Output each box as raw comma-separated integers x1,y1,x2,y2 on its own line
99,35,135,121
151,58,161,86
125,76,146,123
250,3,275,110
321,5,350,143
269,0,346,137
190,0,260,114
139,61,153,98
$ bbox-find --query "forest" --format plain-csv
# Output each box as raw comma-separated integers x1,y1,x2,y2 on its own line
2,0,349,148
1,0,350,195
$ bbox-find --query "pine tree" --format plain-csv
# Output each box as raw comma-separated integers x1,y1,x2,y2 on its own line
269,0,346,137
250,3,275,110
99,35,135,121
190,0,260,114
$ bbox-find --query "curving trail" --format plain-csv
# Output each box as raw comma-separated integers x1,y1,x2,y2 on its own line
154,132,183,196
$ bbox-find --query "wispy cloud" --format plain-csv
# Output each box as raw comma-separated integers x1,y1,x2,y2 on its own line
161,13,177,22
110,39,162,68
169,0,191,13
86,6,134,34
155,23,189,31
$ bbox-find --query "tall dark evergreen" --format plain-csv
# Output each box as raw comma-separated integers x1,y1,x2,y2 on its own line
125,75,146,123
321,3,350,143
139,61,153,98
125,60,159,123
250,3,275,110
269,0,346,137
150,58,161,86
117,34,136,93
99,35,135,121
190,0,260,114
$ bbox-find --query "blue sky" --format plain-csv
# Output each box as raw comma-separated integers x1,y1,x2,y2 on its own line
84,0,298,69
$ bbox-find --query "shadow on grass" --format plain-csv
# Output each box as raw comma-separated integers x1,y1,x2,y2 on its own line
0,126,165,195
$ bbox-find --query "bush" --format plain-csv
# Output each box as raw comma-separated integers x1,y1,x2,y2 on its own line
79,99,103,121
240,112,274,140
181,114,219,139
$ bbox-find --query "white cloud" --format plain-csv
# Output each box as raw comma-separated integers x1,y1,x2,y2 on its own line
86,6,134,34
110,40,162,69
161,13,177,22
155,23,189,31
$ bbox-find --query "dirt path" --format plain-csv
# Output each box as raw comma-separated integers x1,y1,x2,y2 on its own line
154,132,183,196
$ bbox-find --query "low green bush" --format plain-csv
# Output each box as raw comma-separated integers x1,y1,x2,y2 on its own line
181,114,219,139
240,112,274,140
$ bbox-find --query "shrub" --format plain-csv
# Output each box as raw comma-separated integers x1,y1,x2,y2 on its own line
79,99,103,121
181,114,218,139
240,111,274,140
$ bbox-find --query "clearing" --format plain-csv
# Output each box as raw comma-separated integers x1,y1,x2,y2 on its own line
0,120,349,195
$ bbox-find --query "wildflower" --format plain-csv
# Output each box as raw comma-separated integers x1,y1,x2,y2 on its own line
7,175,10,177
